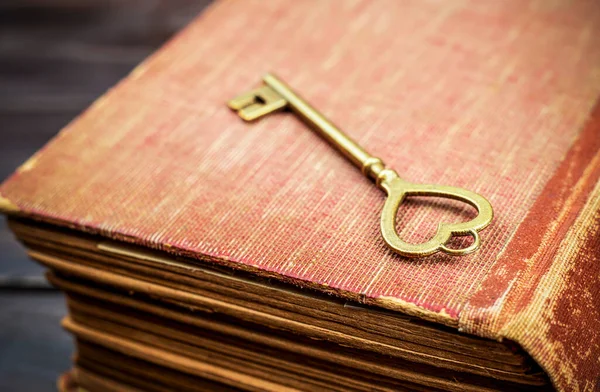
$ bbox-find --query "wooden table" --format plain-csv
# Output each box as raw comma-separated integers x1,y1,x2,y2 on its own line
0,2,211,389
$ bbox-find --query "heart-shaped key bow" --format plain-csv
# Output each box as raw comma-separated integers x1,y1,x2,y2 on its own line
377,168,493,257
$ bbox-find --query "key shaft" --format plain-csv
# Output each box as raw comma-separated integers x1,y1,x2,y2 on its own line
262,74,373,170
228,73,389,184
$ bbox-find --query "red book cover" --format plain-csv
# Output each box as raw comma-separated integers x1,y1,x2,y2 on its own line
1,1,599,390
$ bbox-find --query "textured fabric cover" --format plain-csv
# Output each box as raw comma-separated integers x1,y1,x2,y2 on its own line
1,1,600,390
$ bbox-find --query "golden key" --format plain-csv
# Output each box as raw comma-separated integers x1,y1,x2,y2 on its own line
228,73,493,258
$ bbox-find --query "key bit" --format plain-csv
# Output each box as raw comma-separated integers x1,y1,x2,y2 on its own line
228,85,287,121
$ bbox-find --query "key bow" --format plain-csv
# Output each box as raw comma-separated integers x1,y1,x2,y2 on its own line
378,171,493,257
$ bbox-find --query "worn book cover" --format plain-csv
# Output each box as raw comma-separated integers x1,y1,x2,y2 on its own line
1,1,599,390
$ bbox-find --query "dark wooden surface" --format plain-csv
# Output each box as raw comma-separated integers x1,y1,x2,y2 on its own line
0,2,211,390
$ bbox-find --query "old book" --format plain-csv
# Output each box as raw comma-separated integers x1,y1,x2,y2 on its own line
1,0,600,391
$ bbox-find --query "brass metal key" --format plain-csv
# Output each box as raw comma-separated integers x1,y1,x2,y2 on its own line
228,73,493,258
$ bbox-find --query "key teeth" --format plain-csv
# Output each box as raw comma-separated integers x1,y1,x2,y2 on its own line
227,94,255,111
238,103,271,121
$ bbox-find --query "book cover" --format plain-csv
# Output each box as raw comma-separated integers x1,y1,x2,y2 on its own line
1,1,599,390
